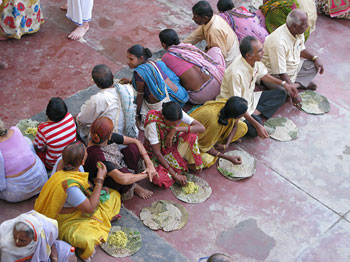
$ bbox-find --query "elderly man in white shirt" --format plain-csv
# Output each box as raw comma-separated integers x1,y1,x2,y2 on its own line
217,36,301,138
262,9,324,91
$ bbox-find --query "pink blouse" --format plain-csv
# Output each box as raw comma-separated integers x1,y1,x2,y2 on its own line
162,53,194,76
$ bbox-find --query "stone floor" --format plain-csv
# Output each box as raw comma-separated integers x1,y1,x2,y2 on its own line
1,0,349,261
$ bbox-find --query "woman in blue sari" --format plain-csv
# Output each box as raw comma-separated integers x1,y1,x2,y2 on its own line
122,44,189,128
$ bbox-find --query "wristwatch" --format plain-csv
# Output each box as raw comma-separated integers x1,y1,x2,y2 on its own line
281,81,286,87
311,55,318,62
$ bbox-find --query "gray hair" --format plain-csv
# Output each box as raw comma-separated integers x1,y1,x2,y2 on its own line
14,222,35,240
286,9,307,27
240,36,258,58
0,119,7,136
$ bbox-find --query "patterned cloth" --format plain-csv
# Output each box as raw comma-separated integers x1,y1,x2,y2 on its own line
219,7,269,43
144,110,203,188
0,0,44,39
260,0,311,40
316,0,350,18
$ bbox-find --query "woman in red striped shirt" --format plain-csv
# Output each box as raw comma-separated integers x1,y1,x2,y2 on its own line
34,97,77,170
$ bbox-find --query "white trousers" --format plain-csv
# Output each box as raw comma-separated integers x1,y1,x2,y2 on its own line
66,0,94,25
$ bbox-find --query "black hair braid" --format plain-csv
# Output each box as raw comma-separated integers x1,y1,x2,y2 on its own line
218,107,228,125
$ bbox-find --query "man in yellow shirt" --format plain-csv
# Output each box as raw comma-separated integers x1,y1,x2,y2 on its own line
217,36,301,138
262,9,324,91
184,0,240,66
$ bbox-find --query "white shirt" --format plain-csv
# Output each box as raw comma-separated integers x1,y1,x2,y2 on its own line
144,111,194,145
262,24,306,82
76,87,122,139
217,55,268,115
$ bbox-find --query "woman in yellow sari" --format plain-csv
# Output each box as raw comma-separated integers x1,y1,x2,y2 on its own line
34,141,121,262
190,96,248,168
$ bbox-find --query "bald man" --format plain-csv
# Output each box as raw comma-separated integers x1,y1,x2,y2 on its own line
262,9,324,90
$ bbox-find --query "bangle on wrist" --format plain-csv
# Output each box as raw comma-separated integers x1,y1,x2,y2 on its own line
223,145,226,151
188,125,191,133
215,151,221,158
281,80,286,87
94,178,104,184
311,55,318,62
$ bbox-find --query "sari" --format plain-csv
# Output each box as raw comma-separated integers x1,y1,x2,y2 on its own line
34,170,121,260
219,7,269,43
144,110,203,188
190,100,248,168
132,61,189,107
260,0,311,40
316,0,350,18
0,0,44,39
0,210,72,262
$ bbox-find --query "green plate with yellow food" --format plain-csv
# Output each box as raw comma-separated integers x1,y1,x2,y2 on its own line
218,150,256,181
100,226,141,257
170,173,212,204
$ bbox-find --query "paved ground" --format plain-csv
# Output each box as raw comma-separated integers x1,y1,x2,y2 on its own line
1,0,349,261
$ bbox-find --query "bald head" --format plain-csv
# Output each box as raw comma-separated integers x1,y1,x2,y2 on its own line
286,9,307,27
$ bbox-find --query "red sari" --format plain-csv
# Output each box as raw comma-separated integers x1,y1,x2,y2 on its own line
144,110,203,188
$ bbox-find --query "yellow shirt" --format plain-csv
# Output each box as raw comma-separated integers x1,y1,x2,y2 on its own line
262,24,306,82
184,14,239,63
298,0,317,33
217,55,268,115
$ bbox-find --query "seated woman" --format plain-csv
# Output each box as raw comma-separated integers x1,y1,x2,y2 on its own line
0,119,47,202
0,210,77,262
144,101,205,188
190,97,248,168
159,29,225,105
0,0,44,40
84,116,157,199
316,0,350,19
34,141,121,261
123,44,189,126
260,0,311,40
217,0,269,43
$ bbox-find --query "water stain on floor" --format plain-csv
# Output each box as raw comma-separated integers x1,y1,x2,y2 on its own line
216,218,276,260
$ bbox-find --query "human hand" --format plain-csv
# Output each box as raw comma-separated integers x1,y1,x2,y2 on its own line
314,58,324,74
145,164,158,182
256,124,269,139
173,173,187,186
102,187,109,194
119,78,131,84
96,161,107,179
291,95,302,110
165,128,176,148
285,83,299,98
227,155,242,165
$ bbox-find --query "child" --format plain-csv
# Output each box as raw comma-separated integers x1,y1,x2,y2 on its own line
34,97,76,169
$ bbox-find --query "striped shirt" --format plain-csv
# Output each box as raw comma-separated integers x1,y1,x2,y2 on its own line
34,113,77,167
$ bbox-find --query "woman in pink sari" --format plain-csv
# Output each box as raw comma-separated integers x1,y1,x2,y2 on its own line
217,0,269,43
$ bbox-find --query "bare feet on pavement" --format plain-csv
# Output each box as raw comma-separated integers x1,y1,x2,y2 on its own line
68,22,89,40
134,184,153,199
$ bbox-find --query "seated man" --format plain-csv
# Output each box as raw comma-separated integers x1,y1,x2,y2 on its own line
76,64,137,143
262,9,324,91
159,29,225,104
183,0,240,66
217,36,301,138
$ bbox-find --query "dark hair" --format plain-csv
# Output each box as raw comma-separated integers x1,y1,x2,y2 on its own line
127,44,152,61
90,117,114,144
46,97,68,122
207,253,232,262
162,101,183,121
217,0,235,12
62,141,86,171
159,29,180,47
240,36,258,58
218,96,248,125
92,64,114,89
192,1,213,18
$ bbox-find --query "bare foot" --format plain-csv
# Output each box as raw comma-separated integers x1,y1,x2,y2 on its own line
0,62,8,70
60,4,67,11
134,184,153,199
306,81,317,91
68,22,89,40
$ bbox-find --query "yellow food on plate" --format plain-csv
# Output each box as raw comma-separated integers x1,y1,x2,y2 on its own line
108,230,128,248
24,127,38,136
182,181,198,195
